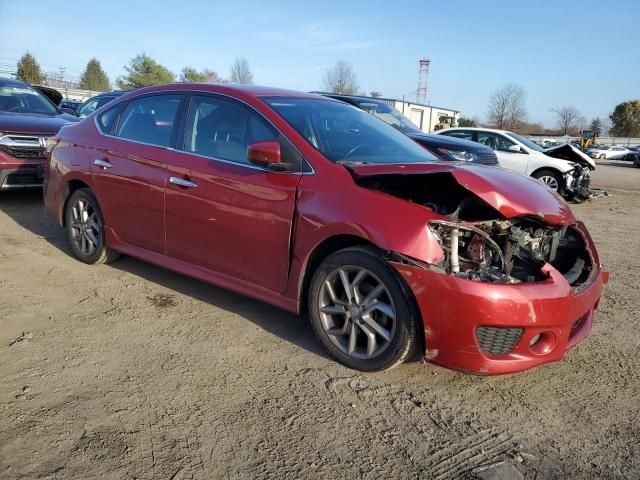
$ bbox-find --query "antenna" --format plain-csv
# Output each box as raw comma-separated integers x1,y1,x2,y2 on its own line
417,57,430,104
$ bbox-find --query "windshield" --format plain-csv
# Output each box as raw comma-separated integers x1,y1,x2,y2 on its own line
264,97,436,165
0,85,58,115
507,132,545,152
354,100,421,134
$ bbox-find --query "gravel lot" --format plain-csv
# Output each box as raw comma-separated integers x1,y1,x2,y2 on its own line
1,160,638,479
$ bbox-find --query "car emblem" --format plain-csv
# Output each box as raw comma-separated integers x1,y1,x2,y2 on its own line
39,137,47,148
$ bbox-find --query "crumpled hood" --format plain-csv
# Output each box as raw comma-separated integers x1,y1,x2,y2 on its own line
544,143,596,170
0,112,79,135
347,162,575,226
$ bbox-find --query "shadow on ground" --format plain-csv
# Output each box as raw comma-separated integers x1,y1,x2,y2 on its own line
0,189,329,361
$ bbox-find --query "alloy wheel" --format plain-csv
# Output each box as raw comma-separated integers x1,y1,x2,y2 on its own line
318,266,397,359
538,175,559,191
69,197,101,256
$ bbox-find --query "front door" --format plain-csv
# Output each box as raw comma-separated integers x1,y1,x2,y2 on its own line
90,93,183,253
478,131,529,174
164,94,302,293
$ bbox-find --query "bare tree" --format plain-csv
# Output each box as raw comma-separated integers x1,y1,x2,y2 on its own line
322,60,359,95
551,106,584,135
486,83,528,130
230,57,253,84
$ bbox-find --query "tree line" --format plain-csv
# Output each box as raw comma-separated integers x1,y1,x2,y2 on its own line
14,52,640,137
14,52,255,92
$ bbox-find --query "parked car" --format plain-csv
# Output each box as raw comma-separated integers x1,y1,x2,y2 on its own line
0,77,78,190
44,84,607,374
585,145,634,160
436,128,595,201
76,91,127,118
318,93,498,165
59,99,83,113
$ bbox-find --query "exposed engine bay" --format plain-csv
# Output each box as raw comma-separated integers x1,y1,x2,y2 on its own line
354,172,593,287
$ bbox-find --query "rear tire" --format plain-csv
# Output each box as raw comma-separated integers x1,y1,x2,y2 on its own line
308,246,419,372
65,188,119,265
532,169,563,194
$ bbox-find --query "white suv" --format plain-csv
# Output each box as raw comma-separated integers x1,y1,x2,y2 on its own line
436,127,595,201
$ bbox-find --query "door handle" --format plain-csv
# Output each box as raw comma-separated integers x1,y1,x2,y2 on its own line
94,159,113,169
169,176,198,188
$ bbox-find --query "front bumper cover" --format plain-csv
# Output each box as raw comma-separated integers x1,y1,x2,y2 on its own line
391,223,607,375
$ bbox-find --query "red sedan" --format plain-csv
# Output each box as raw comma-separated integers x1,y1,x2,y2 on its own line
44,84,607,374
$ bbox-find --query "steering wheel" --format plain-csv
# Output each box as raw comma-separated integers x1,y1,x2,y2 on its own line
344,144,373,160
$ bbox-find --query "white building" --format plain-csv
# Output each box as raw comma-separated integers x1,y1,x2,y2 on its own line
378,97,460,133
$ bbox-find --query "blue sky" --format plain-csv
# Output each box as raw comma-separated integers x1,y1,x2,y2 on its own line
1,0,638,126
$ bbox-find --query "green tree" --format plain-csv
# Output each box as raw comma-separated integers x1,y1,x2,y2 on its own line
180,67,207,83
16,52,45,84
116,54,175,89
589,117,603,137
610,100,640,137
458,117,477,127
79,58,110,91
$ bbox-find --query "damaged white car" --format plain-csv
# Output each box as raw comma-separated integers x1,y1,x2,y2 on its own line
436,127,596,202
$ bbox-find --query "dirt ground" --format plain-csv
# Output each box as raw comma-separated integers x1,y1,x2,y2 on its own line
0,160,638,480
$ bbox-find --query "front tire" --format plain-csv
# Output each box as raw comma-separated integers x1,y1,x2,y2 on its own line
599,154,605,159
65,188,119,265
532,169,563,194
308,246,418,372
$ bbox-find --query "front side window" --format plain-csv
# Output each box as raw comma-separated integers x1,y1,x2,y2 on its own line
478,132,515,152
114,94,181,147
264,97,436,165
0,85,58,115
183,95,281,166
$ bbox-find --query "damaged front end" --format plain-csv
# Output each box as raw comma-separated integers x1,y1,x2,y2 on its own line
427,217,592,288
350,165,595,289
544,144,607,201
348,163,606,374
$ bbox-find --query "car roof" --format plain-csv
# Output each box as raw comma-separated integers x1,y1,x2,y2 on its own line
439,127,512,134
120,83,336,101
0,76,36,88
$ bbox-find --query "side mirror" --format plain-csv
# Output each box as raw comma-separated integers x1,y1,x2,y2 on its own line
247,141,286,170
507,144,522,153
60,107,76,115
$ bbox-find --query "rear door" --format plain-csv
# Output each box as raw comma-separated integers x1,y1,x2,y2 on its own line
91,93,184,253
164,93,302,292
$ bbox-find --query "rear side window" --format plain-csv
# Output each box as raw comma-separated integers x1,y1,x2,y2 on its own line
97,106,118,132
114,94,182,147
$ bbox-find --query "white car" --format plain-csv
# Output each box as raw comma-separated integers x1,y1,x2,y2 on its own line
585,145,633,160
436,127,595,200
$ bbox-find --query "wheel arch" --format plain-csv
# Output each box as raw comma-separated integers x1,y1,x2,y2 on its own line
530,166,564,179
60,179,92,226
297,234,376,315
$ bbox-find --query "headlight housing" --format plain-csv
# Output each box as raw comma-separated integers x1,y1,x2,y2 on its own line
438,148,479,162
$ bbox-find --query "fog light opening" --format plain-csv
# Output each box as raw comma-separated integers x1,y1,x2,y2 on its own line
529,331,556,355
